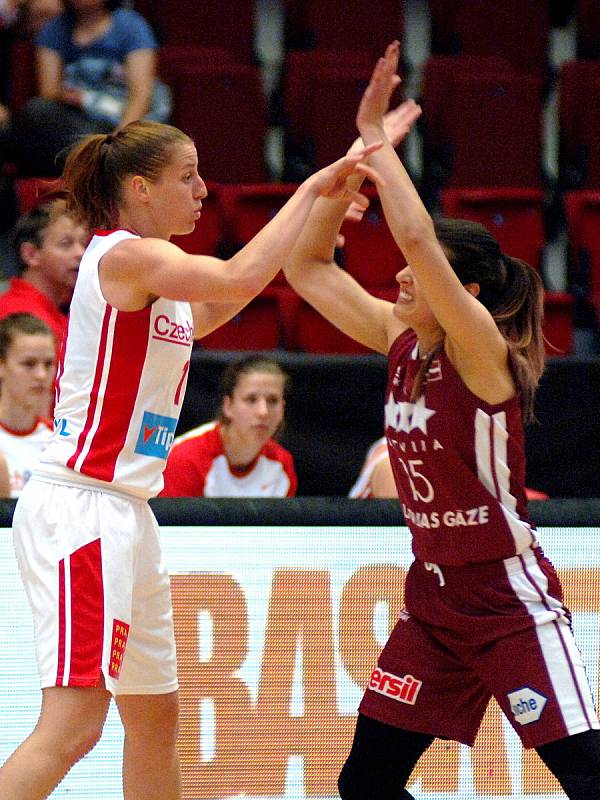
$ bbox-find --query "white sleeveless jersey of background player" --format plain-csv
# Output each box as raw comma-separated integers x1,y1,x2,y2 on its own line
39,229,193,499
0,419,52,497
348,437,389,498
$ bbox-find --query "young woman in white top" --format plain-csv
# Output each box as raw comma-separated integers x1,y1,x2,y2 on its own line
0,313,54,497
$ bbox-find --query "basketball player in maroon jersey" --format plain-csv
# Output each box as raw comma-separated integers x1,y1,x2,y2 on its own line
285,42,600,799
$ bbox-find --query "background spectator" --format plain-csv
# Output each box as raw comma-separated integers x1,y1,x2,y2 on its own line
1,198,87,346
1,0,170,176
162,355,297,497
0,313,54,496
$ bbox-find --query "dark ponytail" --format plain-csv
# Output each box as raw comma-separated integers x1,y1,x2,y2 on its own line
429,217,545,422
492,255,545,421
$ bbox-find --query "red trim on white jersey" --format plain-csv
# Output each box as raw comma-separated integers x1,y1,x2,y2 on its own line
66,305,112,472
55,538,104,687
78,306,151,481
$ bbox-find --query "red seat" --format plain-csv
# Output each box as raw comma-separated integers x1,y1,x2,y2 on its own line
576,0,600,58
289,287,397,354
158,46,234,84
15,177,64,213
559,61,600,189
564,190,600,320
283,50,374,146
421,55,514,150
284,0,403,59
288,63,400,172
219,183,300,286
171,182,223,257
339,185,404,287
169,64,268,183
198,294,282,351
425,72,544,191
146,0,255,62
440,188,546,271
543,291,575,357
429,0,551,76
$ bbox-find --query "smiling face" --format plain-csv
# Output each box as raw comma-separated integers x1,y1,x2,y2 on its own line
0,332,56,416
144,142,208,238
222,371,286,452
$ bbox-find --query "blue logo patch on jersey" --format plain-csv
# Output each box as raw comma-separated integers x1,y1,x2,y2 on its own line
54,418,71,437
135,412,178,459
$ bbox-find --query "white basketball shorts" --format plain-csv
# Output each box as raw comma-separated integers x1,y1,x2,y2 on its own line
12,477,178,696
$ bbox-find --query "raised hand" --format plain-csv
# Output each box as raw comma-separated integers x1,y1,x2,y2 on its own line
347,98,422,156
308,141,385,202
356,41,401,133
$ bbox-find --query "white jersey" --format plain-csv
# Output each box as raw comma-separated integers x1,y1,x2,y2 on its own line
348,437,389,498
40,229,193,500
0,419,52,497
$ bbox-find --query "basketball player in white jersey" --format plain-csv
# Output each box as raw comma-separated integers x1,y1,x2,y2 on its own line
285,43,600,799
0,119,383,799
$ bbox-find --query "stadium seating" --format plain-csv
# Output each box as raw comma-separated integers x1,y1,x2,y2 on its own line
338,185,404,287
564,191,600,320
428,0,551,77
289,287,397,354
142,0,256,62
198,293,282,351
558,61,600,190
14,177,64,214
167,63,268,183
422,70,544,194
543,292,575,357
575,0,600,58
283,0,403,58
440,187,546,271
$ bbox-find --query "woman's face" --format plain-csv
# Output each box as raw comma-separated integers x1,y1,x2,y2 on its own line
146,142,208,238
393,265,437,327
222,371,286,450
0,333,56,415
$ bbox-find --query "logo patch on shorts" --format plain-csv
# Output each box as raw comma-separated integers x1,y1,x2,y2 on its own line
134,411,177,459
508,686,547,725
109,619,130,679
368,667,422,704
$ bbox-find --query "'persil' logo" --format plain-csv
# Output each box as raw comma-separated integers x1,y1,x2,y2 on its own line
134,412,178,459
152,314,193,346
368,667,422,705
507,686,547,725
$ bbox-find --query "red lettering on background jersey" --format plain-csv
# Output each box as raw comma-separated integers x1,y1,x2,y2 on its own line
109,619,130,679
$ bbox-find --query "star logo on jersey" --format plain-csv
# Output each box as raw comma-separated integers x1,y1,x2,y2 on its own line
385,394,436,434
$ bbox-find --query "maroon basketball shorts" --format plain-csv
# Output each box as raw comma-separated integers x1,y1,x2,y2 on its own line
359,547,599,748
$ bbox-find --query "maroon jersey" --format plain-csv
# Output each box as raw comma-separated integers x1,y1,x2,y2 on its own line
385,330,536,566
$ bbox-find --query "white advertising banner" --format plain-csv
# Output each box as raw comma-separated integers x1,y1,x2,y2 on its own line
1,525,598,799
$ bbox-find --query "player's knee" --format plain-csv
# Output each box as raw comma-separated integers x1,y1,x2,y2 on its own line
53,718,105,767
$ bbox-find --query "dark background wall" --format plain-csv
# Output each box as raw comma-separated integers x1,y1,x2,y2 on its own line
181,350,600,498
